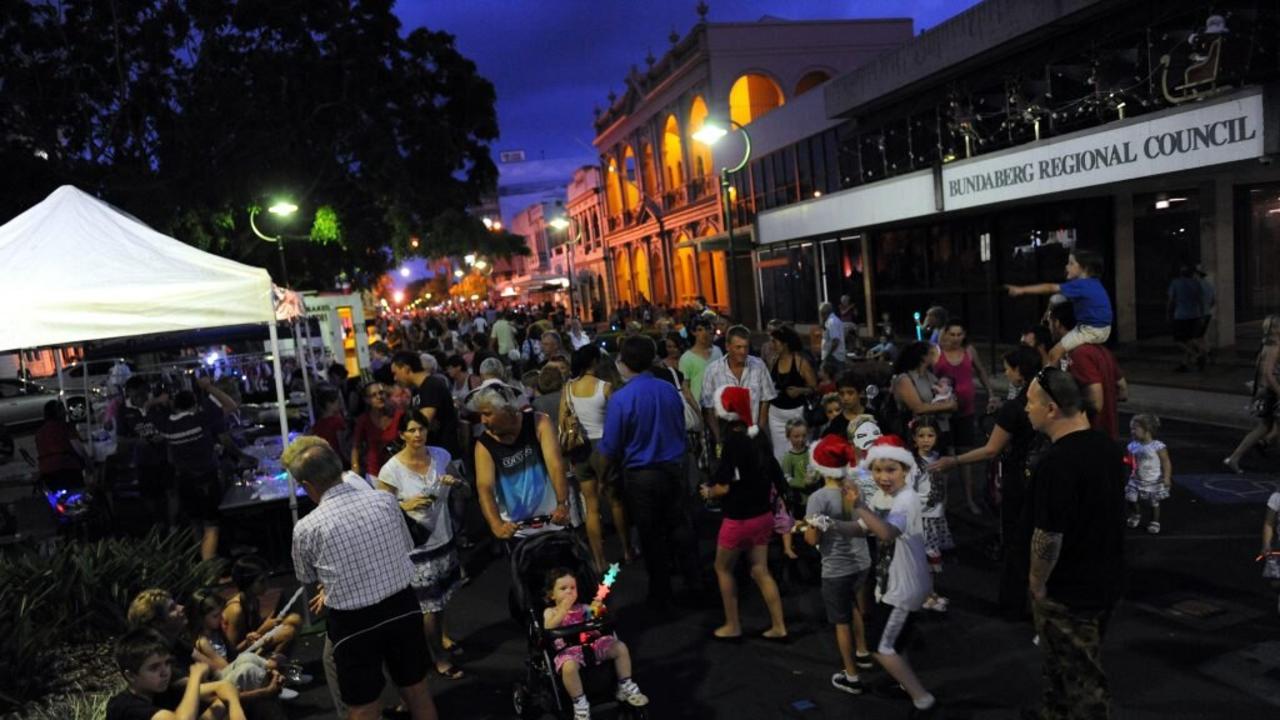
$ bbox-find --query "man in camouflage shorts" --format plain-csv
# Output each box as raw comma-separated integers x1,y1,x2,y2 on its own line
1024,367,1128,719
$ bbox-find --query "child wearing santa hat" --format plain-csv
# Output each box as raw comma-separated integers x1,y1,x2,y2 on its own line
803,433,874,695
839,435,938,715
699,385,789,641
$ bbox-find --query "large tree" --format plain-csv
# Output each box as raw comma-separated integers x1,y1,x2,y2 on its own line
0,0,522,289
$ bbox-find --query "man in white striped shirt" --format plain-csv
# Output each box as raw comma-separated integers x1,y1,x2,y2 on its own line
285,436,438,720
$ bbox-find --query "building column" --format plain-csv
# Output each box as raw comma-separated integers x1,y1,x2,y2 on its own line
1112,189,1137,343
1205,175,1236,348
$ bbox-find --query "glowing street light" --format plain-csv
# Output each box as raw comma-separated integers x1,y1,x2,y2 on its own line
399,267,411,277
691,122,729,146
692,118,752,319
267,201,298,216
249,198,299,286
454,269,465,278
474,259,488,270
548,216,570,231
392,290,405,304
464,253,476,265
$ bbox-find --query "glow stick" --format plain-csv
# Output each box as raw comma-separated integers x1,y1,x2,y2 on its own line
245,587,305,654
587,563,621,619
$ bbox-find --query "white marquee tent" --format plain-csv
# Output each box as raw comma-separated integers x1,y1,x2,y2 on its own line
0,185,300,521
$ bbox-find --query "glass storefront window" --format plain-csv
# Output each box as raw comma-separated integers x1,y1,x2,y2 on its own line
758,244,818,324
1237,184,1280,323
820,237,866,331
1133,190,1200,339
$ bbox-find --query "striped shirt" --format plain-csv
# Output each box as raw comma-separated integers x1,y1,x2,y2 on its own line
291,481,415,610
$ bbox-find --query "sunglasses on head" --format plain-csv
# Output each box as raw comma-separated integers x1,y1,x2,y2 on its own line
1034,367,1062,407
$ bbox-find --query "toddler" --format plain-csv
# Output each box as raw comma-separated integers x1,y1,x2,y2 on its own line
189,589,292,701
910,417,952,611
782,419,816,510
1125,415,1172,534
544,568,647,719
822,392,843,429
1006,249,1113,365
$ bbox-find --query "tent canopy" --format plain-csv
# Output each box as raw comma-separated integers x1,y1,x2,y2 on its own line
0,185,274,352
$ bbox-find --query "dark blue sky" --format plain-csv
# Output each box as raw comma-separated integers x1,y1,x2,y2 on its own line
395,0,982,163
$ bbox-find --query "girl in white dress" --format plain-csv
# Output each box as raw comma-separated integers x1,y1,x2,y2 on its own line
1125,414,1172,535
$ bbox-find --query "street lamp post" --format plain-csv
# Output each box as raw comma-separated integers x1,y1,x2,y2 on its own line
692,120,751,321
549,215,579,321
249,201,299,286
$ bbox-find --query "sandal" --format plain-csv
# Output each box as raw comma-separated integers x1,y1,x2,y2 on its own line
441,640,464,656
1147,521,1161,535
434,665,465,680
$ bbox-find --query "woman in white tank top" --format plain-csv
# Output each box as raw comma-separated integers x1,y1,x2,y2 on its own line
560,345,633,568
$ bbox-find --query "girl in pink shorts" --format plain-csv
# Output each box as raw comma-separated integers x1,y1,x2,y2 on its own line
699,385,790,640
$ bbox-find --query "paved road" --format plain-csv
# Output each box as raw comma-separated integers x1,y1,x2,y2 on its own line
273,414,1280,719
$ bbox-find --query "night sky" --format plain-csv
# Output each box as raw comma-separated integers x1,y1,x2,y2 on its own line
395,0,982,164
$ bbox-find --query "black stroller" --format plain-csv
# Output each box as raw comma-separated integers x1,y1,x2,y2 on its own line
508,531,648,719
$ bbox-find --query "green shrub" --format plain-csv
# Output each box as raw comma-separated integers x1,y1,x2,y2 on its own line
0,528,221,710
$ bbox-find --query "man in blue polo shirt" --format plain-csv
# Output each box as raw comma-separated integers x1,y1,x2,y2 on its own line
599,335,702,610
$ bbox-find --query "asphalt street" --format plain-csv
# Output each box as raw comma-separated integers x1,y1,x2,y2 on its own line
270,414,1280,720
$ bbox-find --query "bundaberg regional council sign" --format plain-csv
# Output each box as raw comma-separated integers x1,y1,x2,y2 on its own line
941,91,1265,211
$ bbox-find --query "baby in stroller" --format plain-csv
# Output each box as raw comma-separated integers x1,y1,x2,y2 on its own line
545,567,648,718
509,531,648,719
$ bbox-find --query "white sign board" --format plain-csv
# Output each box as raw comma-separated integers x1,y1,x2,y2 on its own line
942,92,1264,211
757,169,936,245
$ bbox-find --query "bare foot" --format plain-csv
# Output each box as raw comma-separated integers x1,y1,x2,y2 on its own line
713,625,741,639
762,627,788,639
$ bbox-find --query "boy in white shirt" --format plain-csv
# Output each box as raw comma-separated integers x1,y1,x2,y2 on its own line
841,435,937,716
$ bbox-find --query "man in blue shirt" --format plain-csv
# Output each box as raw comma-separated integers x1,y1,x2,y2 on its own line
599,335,702,610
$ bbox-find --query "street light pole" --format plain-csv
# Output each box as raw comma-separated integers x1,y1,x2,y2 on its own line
693,120,751,321
549,215,580,320
249,201,298,287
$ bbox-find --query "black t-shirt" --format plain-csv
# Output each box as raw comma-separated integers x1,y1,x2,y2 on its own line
994,390,1038,499
413,374,461,456
1031,429,1127,608
712,431,782,519
106,691,160,720
118,403,167,467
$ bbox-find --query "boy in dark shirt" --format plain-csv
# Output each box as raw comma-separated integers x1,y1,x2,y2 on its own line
106,628,246,720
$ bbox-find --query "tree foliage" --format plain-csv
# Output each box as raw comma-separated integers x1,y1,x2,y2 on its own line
0,0,504,289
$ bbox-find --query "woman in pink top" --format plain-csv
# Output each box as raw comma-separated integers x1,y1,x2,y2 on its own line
934,319,996,515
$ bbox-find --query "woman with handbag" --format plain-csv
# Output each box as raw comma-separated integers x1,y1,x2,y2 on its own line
559,344,633,569
766,325,817,463
1225,314,1280,474
377,408,468,680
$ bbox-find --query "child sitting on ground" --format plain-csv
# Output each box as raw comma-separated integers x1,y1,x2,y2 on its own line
1006,249,1113,365
188,589,291,702
106,627,247,720
1125,414,1172,535
223,556,302,659
543,568,648,720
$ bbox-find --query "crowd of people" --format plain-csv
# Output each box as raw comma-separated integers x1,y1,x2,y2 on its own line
93,245,1280,720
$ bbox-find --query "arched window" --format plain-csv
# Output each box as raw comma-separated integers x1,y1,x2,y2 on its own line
621,145,640,210
794,70,831,96
728,73,785,127
662,115,685,190
688,95,712,179
633,246,652,303
605,157,623,218
641,142,658,198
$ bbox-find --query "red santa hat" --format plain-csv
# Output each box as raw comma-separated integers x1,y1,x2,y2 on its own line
713,385,758,437
809,433,856,478
858,434,917,475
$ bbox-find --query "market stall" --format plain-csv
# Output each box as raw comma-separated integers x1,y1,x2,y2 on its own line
0,185,303,524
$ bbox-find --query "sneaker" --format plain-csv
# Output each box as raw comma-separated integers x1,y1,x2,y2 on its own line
923,596,949,613
616,679,648,706
278,688,299,701
831,671,865,695
1126,514,1141,529
284,665,313,686
572,698,591,720
1147,521,1161,534
854,653,874,670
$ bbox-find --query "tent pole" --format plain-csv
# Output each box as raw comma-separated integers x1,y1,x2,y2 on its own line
83,354,95,470
55,350,66,406
268,320,298,527
290,319,315,425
